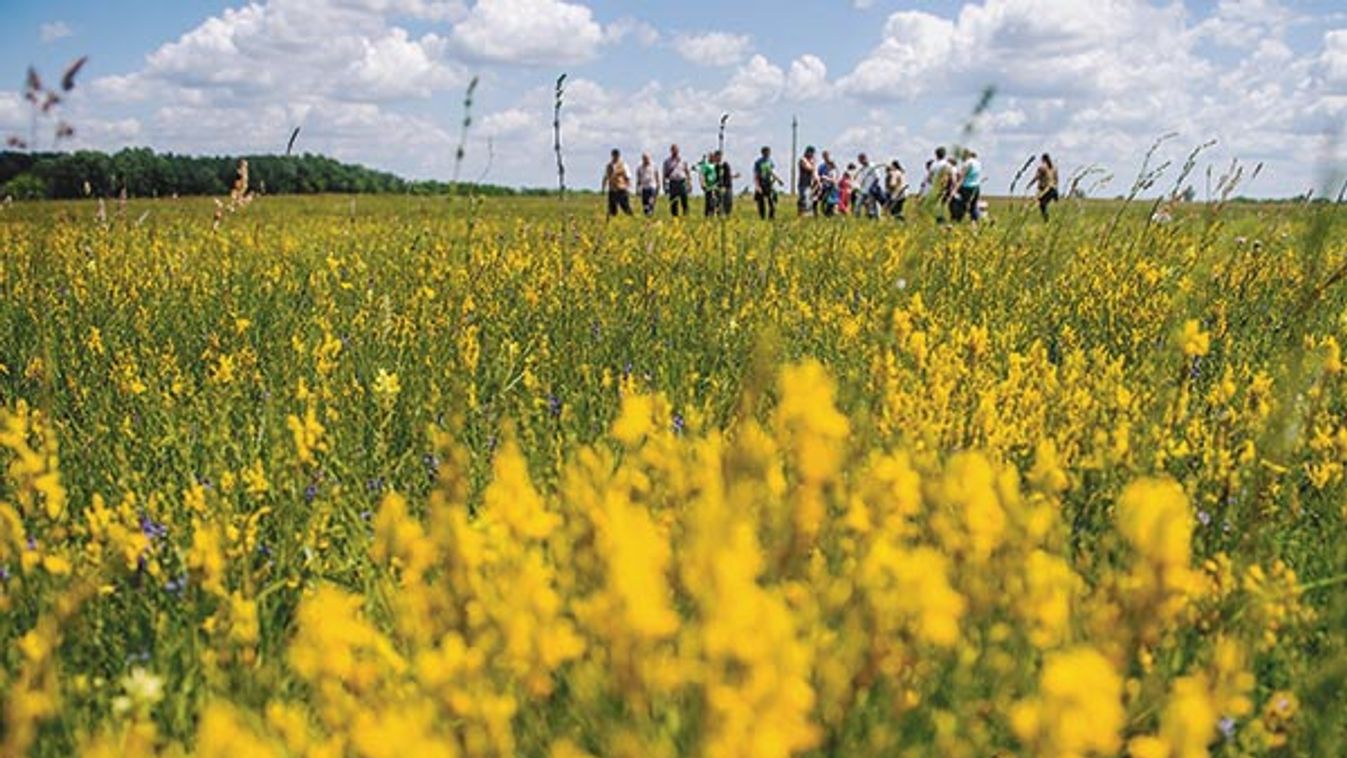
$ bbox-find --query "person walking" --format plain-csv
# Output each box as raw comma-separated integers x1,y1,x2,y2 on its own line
602,148,633,217
797,145,819,216
856,153,889,219
753,146,782,220
928,147,956,223
662,144,691,217
697,153,720,217
636,153,659,216
715,150,737,216
885,160,908,220
1032,153,1059,221
839,163,855,216
952,149,983,223
818,151,839,217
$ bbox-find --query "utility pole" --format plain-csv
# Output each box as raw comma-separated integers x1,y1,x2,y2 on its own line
790,115,798,197
718,113,729,155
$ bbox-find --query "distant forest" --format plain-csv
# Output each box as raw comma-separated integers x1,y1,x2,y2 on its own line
0,148,542,200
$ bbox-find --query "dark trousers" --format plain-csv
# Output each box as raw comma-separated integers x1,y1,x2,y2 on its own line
755,190,776,219
667,179,689,216
704,190,719,217
607,190,632,217
1039,187,1058,220
951,186,979,222
719,190,733,216
641,187,657,216
889,196,906,219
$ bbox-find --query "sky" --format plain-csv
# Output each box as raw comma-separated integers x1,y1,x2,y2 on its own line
3,0,1347,197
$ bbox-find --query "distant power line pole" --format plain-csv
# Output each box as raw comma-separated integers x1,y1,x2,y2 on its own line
790,115,798,196
718,113,729,155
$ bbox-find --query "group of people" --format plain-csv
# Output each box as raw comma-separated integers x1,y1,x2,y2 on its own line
602,143,1061,222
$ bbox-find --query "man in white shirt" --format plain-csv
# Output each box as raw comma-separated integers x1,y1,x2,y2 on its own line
856,153,885,219
661,144,691,217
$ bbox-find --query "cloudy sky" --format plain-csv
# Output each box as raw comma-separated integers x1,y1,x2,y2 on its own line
3,0,1347,197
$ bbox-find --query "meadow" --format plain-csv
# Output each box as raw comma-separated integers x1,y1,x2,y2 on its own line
1,190,1345,756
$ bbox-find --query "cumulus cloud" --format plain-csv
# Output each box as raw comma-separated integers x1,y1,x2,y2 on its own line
674,31,752,67
1324,29,1347,87
719,54,784,108
604,17,660,47
40,21,73,43
1193,0,1294,48
840,0,1206,101
449,0,604,64
787,54,830,100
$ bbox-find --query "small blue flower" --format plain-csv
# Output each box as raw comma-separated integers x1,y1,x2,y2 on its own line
1197,510,1212,527
1218,716,1236,740
547,393,562,417
304,483,318,503
672,412,686,434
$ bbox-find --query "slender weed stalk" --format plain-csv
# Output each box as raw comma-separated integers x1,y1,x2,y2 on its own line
554,74,567,201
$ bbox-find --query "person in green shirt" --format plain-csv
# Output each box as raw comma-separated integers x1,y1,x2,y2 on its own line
754,146,783,220
698,153,720,217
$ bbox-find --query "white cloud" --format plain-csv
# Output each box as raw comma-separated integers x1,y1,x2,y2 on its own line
114,0,466,102
1194,0,1293,48
449,0,604,64
787,54,830,100
604,17,660,47
840,1,1202,101
1324,29,1347,87
719,54,784,108
40,21,73,43
338,29,460,101
674,31,752,67
839,11,955,99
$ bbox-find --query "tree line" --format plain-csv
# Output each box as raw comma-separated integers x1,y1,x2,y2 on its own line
0,148,536,200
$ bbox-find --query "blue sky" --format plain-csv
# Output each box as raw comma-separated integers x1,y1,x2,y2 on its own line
3,0,1347,197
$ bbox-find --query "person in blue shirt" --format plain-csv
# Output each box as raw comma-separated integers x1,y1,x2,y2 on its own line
818,150,839,217
753,146,782,220
952,148,983,223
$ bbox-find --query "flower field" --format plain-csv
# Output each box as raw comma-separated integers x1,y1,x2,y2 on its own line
1,194,1346,756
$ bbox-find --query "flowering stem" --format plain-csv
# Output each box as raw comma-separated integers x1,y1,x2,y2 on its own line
1299,573,1347,594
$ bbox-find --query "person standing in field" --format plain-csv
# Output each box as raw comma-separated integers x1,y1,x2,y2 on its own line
927,147,955,224
1032,153,1059,221
885,160,908,220
953,148,983,223
663,144,691,217
715,150,737,216
698,152,720,217
818,150,839,217
636,153,659,217
839,163,855,216
856,153,884,219
754,146,782,220
797,145,819,216
602,148,633,217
